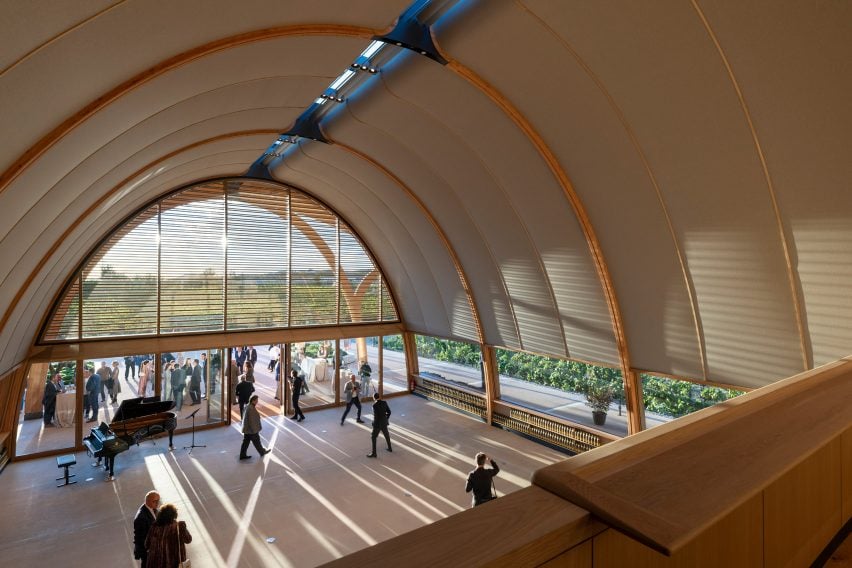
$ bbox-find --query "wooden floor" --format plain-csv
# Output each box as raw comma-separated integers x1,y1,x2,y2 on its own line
0,395,566,567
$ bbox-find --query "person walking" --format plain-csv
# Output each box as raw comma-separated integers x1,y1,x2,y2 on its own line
144,503,192,568
188,358,202,405
366,393,392,458
465,452,500,507
235,374,255,417
289,369,305,421
267,344,279,372
239,395,269,460
340,373,364,426
133,490,159,568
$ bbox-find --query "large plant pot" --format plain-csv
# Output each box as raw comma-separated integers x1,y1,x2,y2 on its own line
592,411,607,426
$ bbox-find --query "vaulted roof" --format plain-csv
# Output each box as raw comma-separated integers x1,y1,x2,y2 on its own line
1,1,850,390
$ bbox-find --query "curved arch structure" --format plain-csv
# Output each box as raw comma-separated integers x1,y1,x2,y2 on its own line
0,0,850,436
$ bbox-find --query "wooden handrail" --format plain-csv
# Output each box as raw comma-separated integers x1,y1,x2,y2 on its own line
532,356,852,555
319,486,606,567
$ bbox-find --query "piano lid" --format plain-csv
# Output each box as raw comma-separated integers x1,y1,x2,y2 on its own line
112,396,176,422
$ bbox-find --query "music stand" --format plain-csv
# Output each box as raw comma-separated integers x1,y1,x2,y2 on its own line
183,408,206,453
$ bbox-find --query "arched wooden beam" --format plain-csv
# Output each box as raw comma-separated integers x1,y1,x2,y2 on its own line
0,24,378,196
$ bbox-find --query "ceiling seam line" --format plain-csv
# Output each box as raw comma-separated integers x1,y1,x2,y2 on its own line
377,59,570,358
517,0,707,381
0,0,128,78
0,24,378,198
331,140,485,347
691,0,811,372
442,58,639,431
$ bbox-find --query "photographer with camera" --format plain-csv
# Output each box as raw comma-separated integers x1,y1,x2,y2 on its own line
465,452,500,507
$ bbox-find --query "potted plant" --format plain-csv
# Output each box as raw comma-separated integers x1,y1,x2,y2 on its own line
585,384,614,426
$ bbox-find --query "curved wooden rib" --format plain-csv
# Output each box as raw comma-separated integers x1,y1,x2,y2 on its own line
444,60,639,433
690,0,810,372
0,24,376,196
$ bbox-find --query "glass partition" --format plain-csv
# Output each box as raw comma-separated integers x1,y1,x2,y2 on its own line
495,348,627,437
641,373,745,429
289,340,337,409
415,334,483,390
381,334,407,394
15,361,77,456
338,336,377,399
161,348,228,425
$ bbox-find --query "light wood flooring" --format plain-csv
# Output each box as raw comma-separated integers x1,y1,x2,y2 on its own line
1,395,566,567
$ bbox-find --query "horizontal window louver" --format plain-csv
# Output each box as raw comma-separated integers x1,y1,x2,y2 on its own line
381,278,398,321
290,192,337,327
160,184,225,334
40,178,402,343
339,223,380,323
226,181,289,330
82,207,158,338
44,277,81,340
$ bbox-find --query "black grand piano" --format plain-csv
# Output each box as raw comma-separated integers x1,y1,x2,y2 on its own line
83,396,177,480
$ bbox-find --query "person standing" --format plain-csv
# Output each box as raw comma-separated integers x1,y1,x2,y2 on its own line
160,361,174,401
133,490,159,568
267,344,280,372
42,373,62,427
83,368,92,420
85,367,101,423
366,393,392,457
124,355,137,381
246,345,258,369
170,360,186,411
235,347,246,374
188,359,202,405
359,359,373,396
144,503,192,568
138,359,151,397
289,369,305,421
340,373,364,426
239,395,269,460
465,453,500,507
109,360,122,404
97,361,111,403
200,352,209,397
234,375,255,417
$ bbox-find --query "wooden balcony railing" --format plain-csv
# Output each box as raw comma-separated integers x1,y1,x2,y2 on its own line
322,357,852,567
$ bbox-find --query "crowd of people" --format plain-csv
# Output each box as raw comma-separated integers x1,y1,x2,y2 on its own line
127,365,501,566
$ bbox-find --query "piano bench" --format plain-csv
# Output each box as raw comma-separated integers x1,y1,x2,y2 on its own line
56,454,77,487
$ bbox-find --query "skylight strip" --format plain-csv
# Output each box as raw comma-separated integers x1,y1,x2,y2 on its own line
329,69,356,91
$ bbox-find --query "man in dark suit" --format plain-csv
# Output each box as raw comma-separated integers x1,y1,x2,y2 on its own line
85,367,100,423
246,345,258,368
289,369,305,421
188,358,202,404
367,393,392,457
133,490,159,567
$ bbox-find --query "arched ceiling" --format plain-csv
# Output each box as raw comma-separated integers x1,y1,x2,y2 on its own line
1,0,850,391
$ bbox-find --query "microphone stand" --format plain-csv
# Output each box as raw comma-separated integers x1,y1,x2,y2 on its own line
183,408,206,453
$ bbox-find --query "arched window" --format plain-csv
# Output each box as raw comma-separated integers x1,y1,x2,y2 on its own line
41,178,397,342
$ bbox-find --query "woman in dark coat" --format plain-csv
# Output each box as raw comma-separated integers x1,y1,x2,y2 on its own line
145,503,192,568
